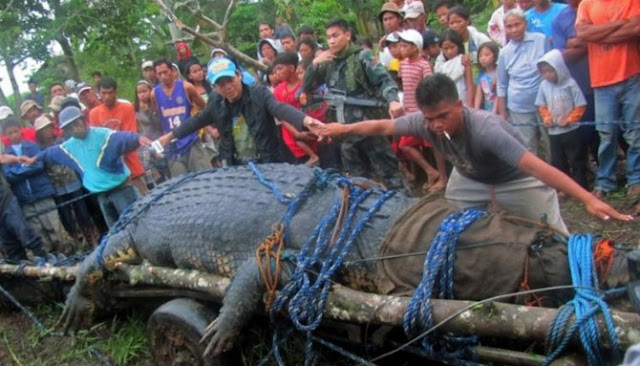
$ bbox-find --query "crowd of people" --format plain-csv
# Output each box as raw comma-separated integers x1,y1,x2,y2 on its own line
0,0,638,261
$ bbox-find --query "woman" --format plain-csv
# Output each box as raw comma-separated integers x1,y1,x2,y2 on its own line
447,5,492,73
134,80,168,184
496,9,550,159
185,61,220,167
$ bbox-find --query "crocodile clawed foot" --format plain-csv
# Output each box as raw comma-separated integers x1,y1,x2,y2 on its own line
201,317,238,357
57,286,94,334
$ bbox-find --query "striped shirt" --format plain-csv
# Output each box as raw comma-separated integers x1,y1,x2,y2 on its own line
400,58,433,113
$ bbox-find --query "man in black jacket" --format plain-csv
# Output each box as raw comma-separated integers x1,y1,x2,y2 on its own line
157,57,320,166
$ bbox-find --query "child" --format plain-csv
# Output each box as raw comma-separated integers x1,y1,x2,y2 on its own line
384,32,403,91
272,52,320,167
435,29,474,107
397,29,448,192
0,152,48,261
2,117,74,253
474,42,500,112
296,59,328,123
535,49,588,188
22,106,151,228
421,30,441,69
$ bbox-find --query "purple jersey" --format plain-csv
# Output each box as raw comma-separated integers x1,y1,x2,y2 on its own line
154,80,198,157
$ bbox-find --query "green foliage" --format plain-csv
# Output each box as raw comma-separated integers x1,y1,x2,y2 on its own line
99,316,149,366
227,1,278,57
0,0,503,105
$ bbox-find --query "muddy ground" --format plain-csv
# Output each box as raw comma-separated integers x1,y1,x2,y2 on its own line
0,193,638,366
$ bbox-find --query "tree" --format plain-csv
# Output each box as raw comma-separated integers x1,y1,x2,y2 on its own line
0,0,48,109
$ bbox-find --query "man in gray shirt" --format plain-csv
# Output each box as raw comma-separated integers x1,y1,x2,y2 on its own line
313,74,633,233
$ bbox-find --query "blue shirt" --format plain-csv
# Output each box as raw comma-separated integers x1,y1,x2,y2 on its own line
551,6,592,96
526,3,567,40
498,32,551,113
154,80,197,158
476,71,497,112
39,127,140,193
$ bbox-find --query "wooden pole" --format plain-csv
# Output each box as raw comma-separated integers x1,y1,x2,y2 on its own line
3,260,638,364
113,262,640,351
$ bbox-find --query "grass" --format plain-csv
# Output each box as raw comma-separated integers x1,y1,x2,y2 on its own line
0,304,150,366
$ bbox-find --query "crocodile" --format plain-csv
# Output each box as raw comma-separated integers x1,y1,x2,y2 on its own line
58,163,616,358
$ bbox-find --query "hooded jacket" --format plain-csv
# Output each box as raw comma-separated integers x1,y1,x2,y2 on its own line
256,38,281,64
535,49,587,135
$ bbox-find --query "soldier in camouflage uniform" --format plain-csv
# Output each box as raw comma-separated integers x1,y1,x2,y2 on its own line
303,19,405,190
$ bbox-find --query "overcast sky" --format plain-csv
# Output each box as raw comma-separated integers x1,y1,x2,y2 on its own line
0,59,42,101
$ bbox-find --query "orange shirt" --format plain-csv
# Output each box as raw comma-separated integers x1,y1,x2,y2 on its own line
89,101,145,179
576,0,640,87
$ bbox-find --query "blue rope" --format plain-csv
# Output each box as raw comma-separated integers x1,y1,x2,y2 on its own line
544,234,621,366
249,162,288,204
269,177,395,366
403,208,486,365
509,119,640,126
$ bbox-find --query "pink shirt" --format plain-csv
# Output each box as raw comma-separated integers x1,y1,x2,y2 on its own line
399,58,433,113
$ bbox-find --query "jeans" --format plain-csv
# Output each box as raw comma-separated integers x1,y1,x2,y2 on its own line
509,110,551,162
0,196,44,260
97,184,138,228
593,74,640,192
55,189,94,234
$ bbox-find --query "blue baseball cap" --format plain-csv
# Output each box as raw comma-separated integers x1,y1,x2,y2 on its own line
58,106,84,129
207,57,237,85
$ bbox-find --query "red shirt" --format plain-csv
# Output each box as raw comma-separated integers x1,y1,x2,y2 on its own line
89,101,145,179
273,81,318,158
2,127,37,147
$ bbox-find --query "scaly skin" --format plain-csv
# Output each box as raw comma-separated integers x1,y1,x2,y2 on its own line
61,164,413,353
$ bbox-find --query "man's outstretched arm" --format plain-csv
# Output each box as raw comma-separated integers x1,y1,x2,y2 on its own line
313,119,397,139
518,151,633,221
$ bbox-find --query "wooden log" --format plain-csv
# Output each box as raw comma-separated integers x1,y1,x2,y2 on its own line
0,263,77,281
3,260,637,362
113,262,640,352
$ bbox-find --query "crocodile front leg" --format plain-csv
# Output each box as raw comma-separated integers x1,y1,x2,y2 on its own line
201,256,282,357
59,229,141,333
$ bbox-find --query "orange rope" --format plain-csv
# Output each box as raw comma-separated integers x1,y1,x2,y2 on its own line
520,254,548,307
256,224,286,312
594,238,615,285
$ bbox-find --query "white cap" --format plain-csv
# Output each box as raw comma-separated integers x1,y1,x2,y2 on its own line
398,29,423,50
141,60,154,70
65,79,77,90
403,1,425,19
0,106,13,120
385,32,400,44
210,48,228,58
